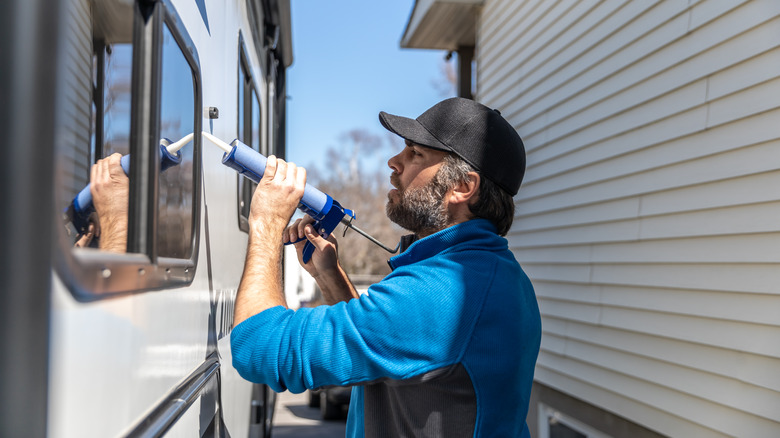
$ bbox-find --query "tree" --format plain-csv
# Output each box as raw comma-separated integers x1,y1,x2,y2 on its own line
432,56,457,97
304,129,404,276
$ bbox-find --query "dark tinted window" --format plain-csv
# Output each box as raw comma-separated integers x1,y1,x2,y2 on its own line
158,24,196,259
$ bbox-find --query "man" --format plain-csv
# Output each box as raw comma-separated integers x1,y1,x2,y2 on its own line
231,97,542,437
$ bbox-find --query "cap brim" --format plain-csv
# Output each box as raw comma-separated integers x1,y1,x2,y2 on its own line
379,112,451,152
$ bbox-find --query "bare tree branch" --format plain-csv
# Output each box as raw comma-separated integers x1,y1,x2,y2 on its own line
306,129,404,275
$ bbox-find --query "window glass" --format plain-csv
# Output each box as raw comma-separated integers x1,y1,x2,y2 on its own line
252,89,261,151
65,40,133,252
238,63,246,143
102,44,133,157
239,90,261,222
237,50,262,230
158,24,196,259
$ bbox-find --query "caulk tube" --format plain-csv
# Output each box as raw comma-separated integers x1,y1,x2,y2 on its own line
220,139,333,221
67,136,189,232
203,131,355,263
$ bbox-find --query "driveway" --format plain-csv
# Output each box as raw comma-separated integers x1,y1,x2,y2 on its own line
272,390,347,437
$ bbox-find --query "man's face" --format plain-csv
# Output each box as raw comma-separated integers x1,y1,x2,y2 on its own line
386,141,451,235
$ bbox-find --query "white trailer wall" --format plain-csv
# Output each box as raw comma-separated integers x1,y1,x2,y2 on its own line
476,1,780,436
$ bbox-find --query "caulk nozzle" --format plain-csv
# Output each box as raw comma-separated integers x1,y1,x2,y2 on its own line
165,132,194,154
202,131,234,154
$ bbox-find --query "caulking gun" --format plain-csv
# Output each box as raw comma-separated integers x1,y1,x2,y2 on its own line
202,131,400,263
65,134,194,233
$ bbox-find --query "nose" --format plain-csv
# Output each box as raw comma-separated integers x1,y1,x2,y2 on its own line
387,151,402,174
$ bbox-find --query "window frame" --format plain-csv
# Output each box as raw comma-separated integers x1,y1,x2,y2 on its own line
56,0,203,301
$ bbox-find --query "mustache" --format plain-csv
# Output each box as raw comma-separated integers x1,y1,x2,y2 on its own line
390,173,401,190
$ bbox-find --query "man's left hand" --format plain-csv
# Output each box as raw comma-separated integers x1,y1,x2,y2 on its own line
234,156,306,325
91,153,129,252
248,155,307,239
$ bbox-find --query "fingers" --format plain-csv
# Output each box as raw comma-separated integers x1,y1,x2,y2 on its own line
264,155,296,185
295,163,307,189
106,153,125,179
252,155,307,235
286,159,306,192
283,218,300,244
304,223,332,253
91,153,125,190
263,155,306,191
107,152,122,165
74,223,95,248
283,216,316,244
264,155,279,181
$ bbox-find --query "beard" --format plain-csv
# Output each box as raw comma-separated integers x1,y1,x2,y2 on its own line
386,172,452,235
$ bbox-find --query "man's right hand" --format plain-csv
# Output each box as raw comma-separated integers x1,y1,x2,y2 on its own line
283,216,358,304
283,216,340,277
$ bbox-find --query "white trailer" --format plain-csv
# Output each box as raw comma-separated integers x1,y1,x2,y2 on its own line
0,0,292,436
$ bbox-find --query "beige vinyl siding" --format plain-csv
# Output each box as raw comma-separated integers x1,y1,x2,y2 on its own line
477,0,780,436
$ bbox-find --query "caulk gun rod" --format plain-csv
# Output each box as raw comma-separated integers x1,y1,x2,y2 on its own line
201,131,233,154
340,217,400,254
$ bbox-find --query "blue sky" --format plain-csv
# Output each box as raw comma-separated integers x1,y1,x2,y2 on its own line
286,1,453,170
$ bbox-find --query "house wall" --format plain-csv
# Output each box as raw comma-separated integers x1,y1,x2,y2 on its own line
475,1,780,436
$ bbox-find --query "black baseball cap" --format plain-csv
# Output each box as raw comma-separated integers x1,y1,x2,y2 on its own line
379,97,526,196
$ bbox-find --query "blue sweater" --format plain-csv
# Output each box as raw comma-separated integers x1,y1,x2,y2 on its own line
231,219,541,437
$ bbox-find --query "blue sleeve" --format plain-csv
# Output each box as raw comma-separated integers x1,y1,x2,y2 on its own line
230,256,493,393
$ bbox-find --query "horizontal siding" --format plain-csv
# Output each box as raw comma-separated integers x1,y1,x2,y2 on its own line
515,233,780,265
534,365,733,438
541,316,780,393
538,292,780,356
534,351,780,438
540,336,780,427
57,0,92,211
478,0,780,436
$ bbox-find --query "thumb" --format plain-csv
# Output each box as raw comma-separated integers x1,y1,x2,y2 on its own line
304,224,332,252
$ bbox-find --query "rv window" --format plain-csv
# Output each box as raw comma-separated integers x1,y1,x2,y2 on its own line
158,24,196,259
238,89,262,224
55,0,201,299
237,43,262,231
62,30,135,253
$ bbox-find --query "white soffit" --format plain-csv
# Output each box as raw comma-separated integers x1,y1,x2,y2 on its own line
401,0,483,51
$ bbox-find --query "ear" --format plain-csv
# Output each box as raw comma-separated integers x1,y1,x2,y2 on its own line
449,172,480,206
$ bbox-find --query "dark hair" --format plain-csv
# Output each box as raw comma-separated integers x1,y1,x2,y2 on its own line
438,153,515,236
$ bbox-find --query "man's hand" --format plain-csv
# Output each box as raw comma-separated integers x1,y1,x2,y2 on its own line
283,216,340,277
90,153,129,253
247,155,306,238
283,216,359,305
73,218,98,248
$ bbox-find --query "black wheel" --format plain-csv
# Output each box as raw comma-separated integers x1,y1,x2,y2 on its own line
320,391,341,420
308,390,320,408
249,384,276,438
263,386,276,438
